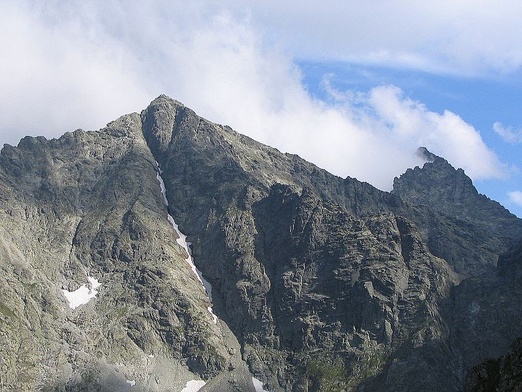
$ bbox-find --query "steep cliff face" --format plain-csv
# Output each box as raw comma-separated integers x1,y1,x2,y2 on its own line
140,96,522,391
451,238,522,387
1,95,522,391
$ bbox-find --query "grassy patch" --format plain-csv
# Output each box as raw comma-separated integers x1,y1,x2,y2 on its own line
349,346,388,386
22,282,38,293
307,358,350,392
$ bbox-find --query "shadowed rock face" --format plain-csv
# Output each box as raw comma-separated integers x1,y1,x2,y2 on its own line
463,337,522,392
1,95,522,391
453,239,522,389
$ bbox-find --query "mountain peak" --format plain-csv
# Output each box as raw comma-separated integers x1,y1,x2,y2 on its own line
151,93,186,107
391,146,522,277
392,147,518,222
393,147,476,205
416,146,439,163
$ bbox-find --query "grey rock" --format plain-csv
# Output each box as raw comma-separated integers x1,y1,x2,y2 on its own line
392,147,522,277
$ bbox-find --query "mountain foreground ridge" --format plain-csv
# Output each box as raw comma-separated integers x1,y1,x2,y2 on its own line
1,94,521,391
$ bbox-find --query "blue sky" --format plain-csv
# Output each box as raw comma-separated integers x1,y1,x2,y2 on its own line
1,1,521,217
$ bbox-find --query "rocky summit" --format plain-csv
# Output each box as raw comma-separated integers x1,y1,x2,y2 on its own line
1,95,521,391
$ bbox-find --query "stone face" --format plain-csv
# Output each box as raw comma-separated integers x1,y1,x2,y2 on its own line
450,238,522,383
1,95,522,391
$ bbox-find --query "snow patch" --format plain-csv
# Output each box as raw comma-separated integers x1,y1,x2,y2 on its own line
252,377,269,392
180,379,206,392
156,169,168,204
126,380,136,387
208,306,218,324
156,165,218,324
167,215,214,300
62,276,101,309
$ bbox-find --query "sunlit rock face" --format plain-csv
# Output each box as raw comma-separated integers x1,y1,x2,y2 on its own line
1,95,521,391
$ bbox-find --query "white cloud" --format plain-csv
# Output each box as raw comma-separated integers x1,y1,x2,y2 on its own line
493,122,522,144
208,1,522,76
210,1,522,77
508,191,522,206
0,1,508,192
0,1,153,145
363,86,506,180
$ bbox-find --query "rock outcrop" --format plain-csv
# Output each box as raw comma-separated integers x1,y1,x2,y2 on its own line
1,95,521,391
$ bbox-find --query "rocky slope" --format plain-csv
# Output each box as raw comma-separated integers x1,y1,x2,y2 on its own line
456,238,522,391
1,95,521,391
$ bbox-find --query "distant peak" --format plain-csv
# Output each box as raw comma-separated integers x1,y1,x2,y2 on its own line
416,147,439,163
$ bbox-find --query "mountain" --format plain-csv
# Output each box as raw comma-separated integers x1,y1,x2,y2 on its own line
1,95,521,391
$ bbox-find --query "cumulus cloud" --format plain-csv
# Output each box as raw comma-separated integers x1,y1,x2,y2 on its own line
0,1,154,145
363,86,506,180
0,1,508,191
508,191,522,207
493,122,522,144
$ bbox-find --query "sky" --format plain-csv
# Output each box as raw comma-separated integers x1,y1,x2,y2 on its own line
1,1,521,217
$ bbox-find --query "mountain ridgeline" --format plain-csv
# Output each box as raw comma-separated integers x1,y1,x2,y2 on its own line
1,95,521,391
